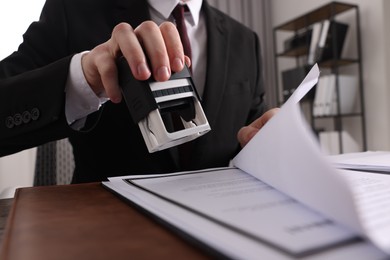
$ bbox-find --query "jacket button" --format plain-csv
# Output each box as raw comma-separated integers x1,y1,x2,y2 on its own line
22,111,31,123
31,108,40,120
14,113,22,126
5,116,14,128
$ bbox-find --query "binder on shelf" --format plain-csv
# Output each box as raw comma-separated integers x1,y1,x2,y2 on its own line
315,21,349,62
281,66,315,102
283,28,312,52
331,75,358,115
313,74,358,116
312,75,330,116
315,20,331,60
307,22,322,65
323,74,336,115
307,20,348,64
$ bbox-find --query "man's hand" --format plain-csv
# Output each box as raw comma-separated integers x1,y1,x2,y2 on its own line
237,108,280,148
81,21,190,103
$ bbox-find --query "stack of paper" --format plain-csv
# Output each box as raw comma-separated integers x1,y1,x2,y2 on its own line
103,65,390,259
330,151,390,173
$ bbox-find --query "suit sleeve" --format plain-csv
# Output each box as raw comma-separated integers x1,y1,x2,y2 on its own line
0,57,74,156
0,0,76,156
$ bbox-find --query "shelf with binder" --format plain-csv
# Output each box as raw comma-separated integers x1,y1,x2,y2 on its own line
276,21,352,66
273,1,366,154
313,73,360,116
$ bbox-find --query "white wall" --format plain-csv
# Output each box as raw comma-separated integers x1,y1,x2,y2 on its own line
0,150,36,198
0,1,46,59
271,0,390,151
0,0,46,198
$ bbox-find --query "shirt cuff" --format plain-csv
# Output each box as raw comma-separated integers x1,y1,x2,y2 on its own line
65,51,109,128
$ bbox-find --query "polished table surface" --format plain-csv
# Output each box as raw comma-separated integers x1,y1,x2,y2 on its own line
0,198,12,247
0,183,213,260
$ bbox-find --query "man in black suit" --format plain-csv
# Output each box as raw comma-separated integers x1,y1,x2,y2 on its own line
0,0,278,183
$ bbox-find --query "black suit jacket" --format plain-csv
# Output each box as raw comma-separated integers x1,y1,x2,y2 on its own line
0,0,265,183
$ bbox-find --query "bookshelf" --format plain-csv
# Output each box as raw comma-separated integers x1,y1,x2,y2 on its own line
273,1,366,154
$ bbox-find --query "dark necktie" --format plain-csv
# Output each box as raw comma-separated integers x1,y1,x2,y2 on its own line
172,4,192,63
171,4,193,169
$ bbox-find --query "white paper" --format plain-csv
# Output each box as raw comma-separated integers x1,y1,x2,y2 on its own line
103,170,387,260
339,169,390,252
104,173,295,260
127,168,356,255
233,65,390,254
233,64,361,233
330,151,390,172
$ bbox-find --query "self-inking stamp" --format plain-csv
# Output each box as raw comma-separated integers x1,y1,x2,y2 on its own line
117,56,211,153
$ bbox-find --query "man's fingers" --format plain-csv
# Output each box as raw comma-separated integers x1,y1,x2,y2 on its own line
248,108,280,130
160,21,186,72
237,108,280,148
95,53,121,103
112,23,151,81
237,126,257,148
82,21,188,103
134,21,171,81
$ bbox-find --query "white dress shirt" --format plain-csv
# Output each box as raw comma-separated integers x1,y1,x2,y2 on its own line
65,0,206,129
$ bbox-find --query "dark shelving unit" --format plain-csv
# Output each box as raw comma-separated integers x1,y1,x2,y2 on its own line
273,1,366,153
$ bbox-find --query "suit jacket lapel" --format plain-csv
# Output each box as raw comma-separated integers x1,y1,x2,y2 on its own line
201,2,229,128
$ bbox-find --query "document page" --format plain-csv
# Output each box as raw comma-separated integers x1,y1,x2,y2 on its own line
233,64,361,233
126,168,356,256
104,169,387,260
339,169,390,252
232,65,390,255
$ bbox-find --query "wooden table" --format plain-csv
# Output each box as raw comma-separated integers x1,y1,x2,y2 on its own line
0,183,214,260
0,198,13,247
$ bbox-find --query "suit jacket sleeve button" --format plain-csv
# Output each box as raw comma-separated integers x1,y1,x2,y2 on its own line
31,108,40,120
22,111,31,123
14,113,22,126
5,116,14,128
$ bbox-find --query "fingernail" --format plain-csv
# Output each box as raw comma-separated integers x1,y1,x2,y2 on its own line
184,56,191,68
111,96,121,104
137,63,150,77
173,58,183,71
157,66,170,80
